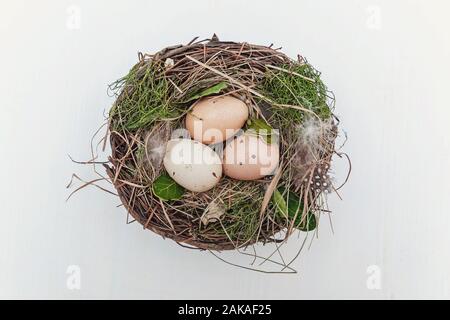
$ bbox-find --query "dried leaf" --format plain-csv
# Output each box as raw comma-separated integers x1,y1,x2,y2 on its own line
201,200,225,226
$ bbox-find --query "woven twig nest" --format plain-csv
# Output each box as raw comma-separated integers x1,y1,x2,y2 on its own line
103,35,347,256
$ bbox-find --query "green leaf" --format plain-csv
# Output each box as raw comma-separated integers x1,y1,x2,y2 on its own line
273,189,288,218
184,82,228,102
273,187,316,231
152,174,185,201
246,118,276,144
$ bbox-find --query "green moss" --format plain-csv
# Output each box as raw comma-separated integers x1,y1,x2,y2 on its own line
259,63,332,125
217,181,264,243
109,62,181,131
224,198,261,242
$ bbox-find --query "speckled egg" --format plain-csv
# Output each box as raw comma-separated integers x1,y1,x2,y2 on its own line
223,134,279,181
186,96,249,144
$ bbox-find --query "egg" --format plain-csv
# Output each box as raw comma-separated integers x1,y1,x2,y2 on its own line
223,134,279,181
186,95,249,144
163,139,222,192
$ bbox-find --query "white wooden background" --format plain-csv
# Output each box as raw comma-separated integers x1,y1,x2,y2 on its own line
1,0,449,299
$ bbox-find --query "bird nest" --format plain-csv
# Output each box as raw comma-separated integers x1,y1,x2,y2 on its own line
74,35,349,272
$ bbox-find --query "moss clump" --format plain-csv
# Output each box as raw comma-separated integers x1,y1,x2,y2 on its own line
224,196,262,243
109,62,181,131
260,63,332,125
210,181,265,243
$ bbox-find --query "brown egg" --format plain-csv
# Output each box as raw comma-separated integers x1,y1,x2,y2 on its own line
186,96,249,144
223,134,280,180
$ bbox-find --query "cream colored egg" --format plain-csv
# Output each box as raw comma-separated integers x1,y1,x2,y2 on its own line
186,96,249,144
163,139,222,192
223,134,279,181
